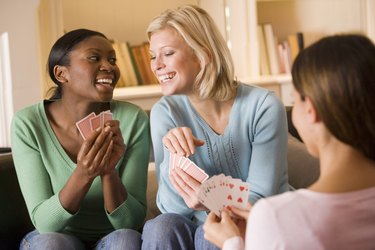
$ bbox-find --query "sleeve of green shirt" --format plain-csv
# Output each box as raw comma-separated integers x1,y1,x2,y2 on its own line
107,101,150,230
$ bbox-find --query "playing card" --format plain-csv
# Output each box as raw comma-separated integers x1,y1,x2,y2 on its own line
183,162,209,183
169,152,209,183
227,178,250,209
76,111,113,140
198,177,220,215
177,155,188,169
101,111,113,125
90,115,102,131
169,151,177,174
197,174,250,216
76,112,96,140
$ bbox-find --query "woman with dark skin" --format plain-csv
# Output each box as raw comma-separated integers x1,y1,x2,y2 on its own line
11,29,150,249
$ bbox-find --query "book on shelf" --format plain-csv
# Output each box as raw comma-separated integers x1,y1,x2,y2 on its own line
262,23,280,75
277,41,291,74
257,24,270,75
288,32,304,63
111,41,128,87
131,45,149,85
119,42,139,86
111,40,159,87
125,41,143,85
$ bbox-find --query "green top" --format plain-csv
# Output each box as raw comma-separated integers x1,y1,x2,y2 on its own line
11,100,150,242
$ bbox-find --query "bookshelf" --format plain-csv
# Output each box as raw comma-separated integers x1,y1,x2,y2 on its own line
50,0,375,109
199,0,375,107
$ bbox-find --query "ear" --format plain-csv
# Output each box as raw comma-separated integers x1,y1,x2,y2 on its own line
53,65,68,83
304,96,321,123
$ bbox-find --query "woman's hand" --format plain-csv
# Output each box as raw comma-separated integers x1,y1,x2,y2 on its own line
76,126,113,181
203,210,242,249
101,120,126,175
163,127,204,156
228,203,252,239
170,167,207,211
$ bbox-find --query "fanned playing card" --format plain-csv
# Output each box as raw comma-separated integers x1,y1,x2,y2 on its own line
76,110,113,140
76,112,95,140
169,152,209,183
198,175,250,216
167,151,250,216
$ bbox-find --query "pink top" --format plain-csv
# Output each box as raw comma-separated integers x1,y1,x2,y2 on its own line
223,187,375,250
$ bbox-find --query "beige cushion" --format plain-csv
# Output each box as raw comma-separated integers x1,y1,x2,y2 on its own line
145,162,160,221
287,134,320,189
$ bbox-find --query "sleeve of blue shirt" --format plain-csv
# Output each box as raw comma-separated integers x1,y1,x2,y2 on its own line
245,91,289,204
150,98,197,219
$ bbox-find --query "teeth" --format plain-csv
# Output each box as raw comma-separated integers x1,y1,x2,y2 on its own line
97,78,113,84
159,73,175,82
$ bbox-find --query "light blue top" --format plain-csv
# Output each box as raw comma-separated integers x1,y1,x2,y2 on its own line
150,83,289,224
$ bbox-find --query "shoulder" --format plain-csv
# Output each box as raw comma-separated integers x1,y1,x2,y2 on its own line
12,102,42,125
236,83,285,121
238,83,283,108
252,190,312,218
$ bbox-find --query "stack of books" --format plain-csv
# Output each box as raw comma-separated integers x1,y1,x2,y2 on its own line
112,41,158,88
257,23,304,76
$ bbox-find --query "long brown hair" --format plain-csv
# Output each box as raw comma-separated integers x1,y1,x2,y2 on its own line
292,34,375,160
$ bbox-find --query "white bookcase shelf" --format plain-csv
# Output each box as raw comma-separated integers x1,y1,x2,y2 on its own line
114,75,293,110
198,0,374,107
72,0,374,110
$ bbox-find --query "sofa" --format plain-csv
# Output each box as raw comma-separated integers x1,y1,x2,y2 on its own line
0,108,320,249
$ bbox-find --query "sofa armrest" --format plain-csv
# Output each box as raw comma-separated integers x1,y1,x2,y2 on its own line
0,153,34,249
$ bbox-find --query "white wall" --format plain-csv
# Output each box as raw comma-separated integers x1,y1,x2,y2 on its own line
61,0,198,45
0,0,42,113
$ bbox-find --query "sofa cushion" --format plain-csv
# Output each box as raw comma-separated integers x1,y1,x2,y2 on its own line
287,134,320,189
0,153,33,250
145,162,160,220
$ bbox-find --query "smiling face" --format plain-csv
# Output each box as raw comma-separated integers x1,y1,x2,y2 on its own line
61,35,120,103
149,27,201,96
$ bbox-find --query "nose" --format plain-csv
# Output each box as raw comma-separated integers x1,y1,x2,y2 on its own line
151,55,165,72
100,60,115,73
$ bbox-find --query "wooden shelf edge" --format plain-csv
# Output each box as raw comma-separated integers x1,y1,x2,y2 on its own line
113,85,162,100
114,74,292,100
239,74,292,85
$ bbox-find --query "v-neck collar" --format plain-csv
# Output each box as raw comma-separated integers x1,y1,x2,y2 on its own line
184,85,242,138
39,100,114,168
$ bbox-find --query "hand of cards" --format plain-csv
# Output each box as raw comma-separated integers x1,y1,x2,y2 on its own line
169,151,209,183
198,174,250,216
169,152,250,216
75,111,113,140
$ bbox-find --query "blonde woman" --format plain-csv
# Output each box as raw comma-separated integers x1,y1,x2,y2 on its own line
141,5,289,250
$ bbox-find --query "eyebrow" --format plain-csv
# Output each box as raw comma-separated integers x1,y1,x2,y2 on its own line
83,48,116,54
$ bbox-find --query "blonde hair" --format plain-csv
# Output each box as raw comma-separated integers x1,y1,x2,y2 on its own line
147,5,237,101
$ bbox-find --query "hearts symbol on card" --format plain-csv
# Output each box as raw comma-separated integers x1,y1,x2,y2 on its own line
227,195,233,200
229,184,234,189
237,198,243,203
240,186,246,191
